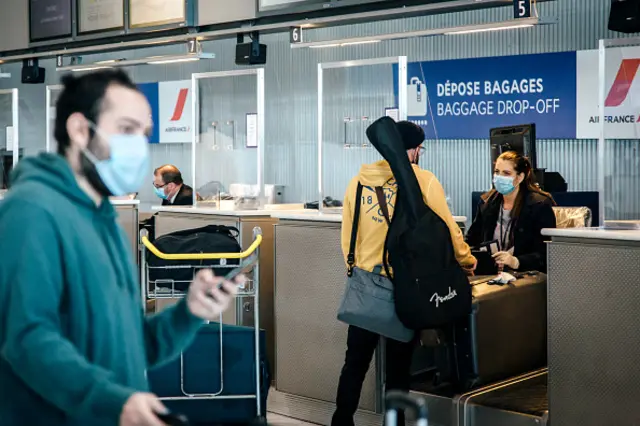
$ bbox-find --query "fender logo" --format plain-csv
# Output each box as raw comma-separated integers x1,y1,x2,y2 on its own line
430,287,457,308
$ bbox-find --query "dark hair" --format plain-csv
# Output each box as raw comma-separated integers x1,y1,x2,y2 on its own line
154,165,184,185
486,151,555,219
54,69,138,155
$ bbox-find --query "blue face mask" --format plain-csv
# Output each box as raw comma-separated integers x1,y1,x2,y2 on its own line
493,175,516,195
84,127,150,197
154,185,168,200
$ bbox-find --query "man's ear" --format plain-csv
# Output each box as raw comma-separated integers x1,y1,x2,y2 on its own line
66,112,90,150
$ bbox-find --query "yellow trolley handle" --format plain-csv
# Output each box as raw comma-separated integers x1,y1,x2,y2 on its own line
140,234,262,260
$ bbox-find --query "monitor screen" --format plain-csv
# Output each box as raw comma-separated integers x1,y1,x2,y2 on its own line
78,0,125,34
129,0,185,29
29,0,72,42
490,124,537,172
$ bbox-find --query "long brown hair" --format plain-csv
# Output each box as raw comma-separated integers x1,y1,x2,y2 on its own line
485,151,555,220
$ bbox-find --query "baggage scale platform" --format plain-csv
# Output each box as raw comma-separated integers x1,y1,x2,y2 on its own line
410,369,549,426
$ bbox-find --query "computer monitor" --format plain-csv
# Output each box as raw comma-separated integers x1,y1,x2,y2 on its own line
490,124,537,172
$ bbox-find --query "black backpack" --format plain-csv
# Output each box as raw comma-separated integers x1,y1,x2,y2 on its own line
147,225,242,291
365,117,472,329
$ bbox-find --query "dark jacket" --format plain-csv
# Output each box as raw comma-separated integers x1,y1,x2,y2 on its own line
162,184,194,206
466,190,556,272
0,154,203,426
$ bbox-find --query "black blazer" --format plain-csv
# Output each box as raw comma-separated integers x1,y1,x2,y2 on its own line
162,184,194,206
466,191,556,272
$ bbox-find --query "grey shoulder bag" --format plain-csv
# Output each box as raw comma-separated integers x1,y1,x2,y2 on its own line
337,183,414,342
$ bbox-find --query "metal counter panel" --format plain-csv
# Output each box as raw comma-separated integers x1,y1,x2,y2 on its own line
115,204,138,261
274,221,377,412
548,241,640,426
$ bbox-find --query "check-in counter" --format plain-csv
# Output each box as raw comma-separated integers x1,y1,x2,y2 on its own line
543,226,640,426
152,206,277,372
112,199,139,260
269,211,467,426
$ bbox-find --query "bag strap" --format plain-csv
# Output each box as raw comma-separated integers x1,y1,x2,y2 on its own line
168,224,239,238
375,186,394,278
347,183,364,277
375,186,391,226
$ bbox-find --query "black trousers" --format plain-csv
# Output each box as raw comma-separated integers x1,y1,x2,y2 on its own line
331,325,415,426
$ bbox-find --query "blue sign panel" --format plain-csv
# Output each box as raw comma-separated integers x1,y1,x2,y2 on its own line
137,82,160,144
393,51,577,139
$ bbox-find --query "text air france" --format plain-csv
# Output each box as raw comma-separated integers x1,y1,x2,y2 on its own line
433,78,561,117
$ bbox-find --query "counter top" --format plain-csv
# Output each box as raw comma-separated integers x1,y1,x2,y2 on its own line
110,199,140,206
152,206,273,217
150,206,468,223
542,227,640,242
271,211,343,222
272,211,468,224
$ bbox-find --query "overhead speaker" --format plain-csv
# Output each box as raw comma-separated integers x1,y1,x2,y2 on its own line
609,0,640,33
21,58,45,84
235,40,267,65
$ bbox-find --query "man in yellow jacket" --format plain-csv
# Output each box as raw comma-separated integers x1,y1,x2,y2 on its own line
332,120,476,426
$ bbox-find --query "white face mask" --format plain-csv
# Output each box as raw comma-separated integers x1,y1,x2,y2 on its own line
83,125,150,196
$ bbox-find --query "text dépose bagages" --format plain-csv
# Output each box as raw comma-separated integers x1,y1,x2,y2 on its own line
438,274,547,390
147,225,242,291
148,323,270,425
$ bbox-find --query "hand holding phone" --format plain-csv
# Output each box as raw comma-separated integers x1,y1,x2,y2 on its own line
218,252,259,291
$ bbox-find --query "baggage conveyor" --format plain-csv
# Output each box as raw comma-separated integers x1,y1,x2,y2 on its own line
409,368,549,426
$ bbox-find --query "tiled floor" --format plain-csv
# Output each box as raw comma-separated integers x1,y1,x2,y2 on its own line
267,413,321,425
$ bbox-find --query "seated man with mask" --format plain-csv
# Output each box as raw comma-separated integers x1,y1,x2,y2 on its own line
153,165,193,206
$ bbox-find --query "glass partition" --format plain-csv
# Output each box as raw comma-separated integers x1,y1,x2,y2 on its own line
598,37,640,225
318,57,407,213
0,89,19,192
46,85,63,154
191,69,264,209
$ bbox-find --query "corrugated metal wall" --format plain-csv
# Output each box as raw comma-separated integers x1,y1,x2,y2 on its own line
0,0,632,220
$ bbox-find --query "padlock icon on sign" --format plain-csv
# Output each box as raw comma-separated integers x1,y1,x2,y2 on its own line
407,77,428,117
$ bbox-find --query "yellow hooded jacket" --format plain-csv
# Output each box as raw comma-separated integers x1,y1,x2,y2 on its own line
341,160,475,273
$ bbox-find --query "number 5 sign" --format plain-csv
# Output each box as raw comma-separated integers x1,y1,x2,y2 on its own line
514,0,531,19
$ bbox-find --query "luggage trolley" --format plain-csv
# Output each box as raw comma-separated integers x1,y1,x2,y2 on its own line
139,227,264,423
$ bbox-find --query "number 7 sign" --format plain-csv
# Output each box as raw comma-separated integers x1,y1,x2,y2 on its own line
514,0,532,19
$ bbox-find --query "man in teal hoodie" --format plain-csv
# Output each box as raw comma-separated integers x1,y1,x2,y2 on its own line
0,70,242,426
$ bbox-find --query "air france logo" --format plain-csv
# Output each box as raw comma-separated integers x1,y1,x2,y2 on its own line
170,88,189,121
589,58,640,124
166,88,190,133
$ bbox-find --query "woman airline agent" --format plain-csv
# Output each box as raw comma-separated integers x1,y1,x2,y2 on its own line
466,151,557,273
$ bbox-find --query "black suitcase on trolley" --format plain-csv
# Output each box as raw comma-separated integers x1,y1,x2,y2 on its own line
436,273,547,390
148,323,270,425
147,225,242,291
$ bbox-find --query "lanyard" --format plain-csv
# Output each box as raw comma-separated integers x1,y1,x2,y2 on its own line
499,206,512,251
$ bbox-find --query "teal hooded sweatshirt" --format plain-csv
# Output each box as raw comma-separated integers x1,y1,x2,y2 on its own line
0,153,204,426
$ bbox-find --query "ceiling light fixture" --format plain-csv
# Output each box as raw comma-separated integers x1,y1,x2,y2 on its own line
56,40,215,72
291,17,543,49
309,40,382,49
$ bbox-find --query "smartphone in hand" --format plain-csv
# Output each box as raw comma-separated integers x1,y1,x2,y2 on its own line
156,412,189,426
218,252,259,292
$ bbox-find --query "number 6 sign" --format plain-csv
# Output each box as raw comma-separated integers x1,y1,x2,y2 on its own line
290,27,303,44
